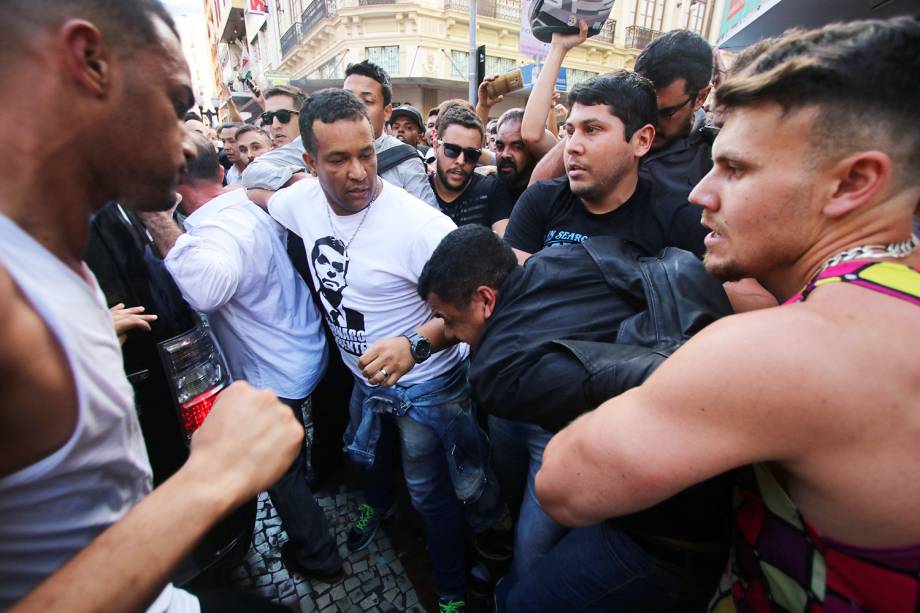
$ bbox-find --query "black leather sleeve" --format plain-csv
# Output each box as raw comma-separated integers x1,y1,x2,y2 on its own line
472,341,672,432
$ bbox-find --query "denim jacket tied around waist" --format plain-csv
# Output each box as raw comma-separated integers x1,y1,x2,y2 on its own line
344,360,490,504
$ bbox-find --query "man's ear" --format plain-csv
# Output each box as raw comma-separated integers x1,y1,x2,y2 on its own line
822,151,891,219
693,84,712,112
475,285,499,319
383,103,393,123
61,19,111,97
631,124,655,158
302,151,317,176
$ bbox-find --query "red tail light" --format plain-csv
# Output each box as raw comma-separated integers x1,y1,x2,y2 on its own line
159,322,232,439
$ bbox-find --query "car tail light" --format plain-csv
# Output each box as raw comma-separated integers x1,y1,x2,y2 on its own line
158,321,232,440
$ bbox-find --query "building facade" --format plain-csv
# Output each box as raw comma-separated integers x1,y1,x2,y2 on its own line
207,0,727,121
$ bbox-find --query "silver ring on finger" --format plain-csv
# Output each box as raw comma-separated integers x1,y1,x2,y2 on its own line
378,367,389,379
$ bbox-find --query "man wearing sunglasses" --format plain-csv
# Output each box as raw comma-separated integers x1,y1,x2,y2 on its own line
261,85,304,148
635,29,714,201
430,105,516,235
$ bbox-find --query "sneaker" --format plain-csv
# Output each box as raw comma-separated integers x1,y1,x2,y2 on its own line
346,503,393,553
468,562,495,599
438,598,466,613
280,541,345,584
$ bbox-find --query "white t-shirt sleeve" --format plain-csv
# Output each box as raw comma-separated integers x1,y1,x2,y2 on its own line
266,188,297,235
407,213,458,281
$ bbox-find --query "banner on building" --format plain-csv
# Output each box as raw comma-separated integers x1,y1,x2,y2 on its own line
719,0,766,39
518,63,569,92
519,0,550,59
248,0,268,13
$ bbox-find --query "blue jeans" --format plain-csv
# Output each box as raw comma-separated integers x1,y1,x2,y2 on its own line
345,362,501,598
496,522,724,612
489,416,568,580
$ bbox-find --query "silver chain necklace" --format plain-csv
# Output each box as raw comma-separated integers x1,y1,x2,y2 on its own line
325,178,382,263
819,234,919,272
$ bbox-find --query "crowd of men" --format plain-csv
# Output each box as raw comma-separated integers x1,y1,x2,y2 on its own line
1,1,919,612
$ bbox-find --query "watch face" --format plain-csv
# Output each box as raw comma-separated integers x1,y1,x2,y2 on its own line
414,338,432,360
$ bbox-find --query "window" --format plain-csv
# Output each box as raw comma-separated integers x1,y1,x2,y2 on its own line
451,50,469,79
366,46,400,76
486,56,516,76
567,68,598,89
451,52,515,80
632,0,665,30
318,56,340,79
687,0,707,35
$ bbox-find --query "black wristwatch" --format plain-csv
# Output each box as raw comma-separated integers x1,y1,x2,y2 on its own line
403,331,432,364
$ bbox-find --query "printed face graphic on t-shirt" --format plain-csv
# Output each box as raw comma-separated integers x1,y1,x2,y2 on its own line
310,236,367,356
314,244,347,295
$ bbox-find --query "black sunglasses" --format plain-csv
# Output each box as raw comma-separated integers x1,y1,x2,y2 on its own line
658,93,696,120
441,141,482,163
260,109,299,126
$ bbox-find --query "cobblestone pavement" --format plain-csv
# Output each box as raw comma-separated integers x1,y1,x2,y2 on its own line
216,488,427,612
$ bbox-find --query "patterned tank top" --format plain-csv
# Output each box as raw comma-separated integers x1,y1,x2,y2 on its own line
710,260,920,613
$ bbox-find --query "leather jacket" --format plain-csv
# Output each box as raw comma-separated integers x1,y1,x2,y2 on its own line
469,237,732,432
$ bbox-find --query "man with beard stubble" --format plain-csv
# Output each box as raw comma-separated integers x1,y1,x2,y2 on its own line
429,105,516,235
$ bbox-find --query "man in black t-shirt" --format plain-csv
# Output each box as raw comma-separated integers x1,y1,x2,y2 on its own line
494,108,536,204
429,105,517,235
504,70,707,261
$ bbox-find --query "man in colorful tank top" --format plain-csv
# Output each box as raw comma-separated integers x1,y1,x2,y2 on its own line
534,16,920,613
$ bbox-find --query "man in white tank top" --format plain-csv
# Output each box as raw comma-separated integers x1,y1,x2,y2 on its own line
0,1,302,611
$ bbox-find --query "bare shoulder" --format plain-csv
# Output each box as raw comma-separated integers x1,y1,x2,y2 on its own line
0,264,77,477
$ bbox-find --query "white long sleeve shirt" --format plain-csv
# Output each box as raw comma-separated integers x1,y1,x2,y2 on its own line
165,188,327,399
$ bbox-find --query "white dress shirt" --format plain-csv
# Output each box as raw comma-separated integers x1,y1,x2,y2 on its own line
165,188,328,399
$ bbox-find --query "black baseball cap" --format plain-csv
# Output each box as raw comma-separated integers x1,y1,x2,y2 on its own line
390,104,424,131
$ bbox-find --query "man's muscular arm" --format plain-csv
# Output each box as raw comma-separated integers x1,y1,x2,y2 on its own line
535,310,826,527
12,382,302,613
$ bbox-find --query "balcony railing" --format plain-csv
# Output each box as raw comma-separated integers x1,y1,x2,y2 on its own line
624,24,659,49
593,19,615,44
358,0,396,5
301,0,337,36
280,22,302,58
446,0,521,22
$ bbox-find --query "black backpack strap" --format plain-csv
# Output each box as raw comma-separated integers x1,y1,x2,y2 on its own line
376,143,423,174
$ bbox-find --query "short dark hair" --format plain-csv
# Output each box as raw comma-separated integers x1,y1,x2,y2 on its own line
1,0,178,59
234,124,271,144
717,17,920,185
298,88,370,155
428,108,440,119
184,112,202,122
418,225,518,307
264,84,305,112
634,29,714,94
436,105,484,139
496,108,524,132
568,70,657,141
310,236,348,276
217,122,241,135
183,132,221,185
345,60,393,107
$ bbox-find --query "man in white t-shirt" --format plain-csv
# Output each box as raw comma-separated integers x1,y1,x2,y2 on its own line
266,88,501,611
